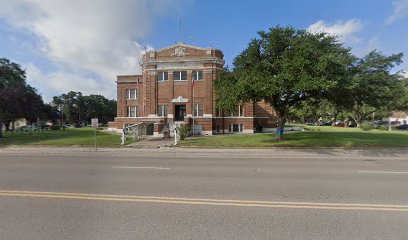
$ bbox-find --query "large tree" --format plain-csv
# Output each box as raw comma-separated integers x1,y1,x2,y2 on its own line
82,94,116,124
218,26,354,139
52,92,116,126
53,91,84,126
347,50,405,127
0,58,47,137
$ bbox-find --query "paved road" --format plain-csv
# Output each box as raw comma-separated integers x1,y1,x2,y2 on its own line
0,147,408,239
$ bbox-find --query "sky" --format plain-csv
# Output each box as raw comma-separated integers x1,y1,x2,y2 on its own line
1,0,407,102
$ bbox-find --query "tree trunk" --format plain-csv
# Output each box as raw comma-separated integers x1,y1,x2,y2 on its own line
332,111,338,126
275,109,288,140
354,116,363,128
4,120,10,131
0,120,3,138
12,121,15,131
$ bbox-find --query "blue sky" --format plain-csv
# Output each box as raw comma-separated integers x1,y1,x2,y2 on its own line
1,0,407,102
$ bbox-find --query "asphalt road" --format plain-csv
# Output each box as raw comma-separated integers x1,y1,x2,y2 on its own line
0,147,408,239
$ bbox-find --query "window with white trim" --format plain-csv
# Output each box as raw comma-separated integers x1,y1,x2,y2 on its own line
230,104,244,117
229,124,243,132
173,71,187,81
193,104,203,116
127,106,138,117
157,72,168,81
192,70,203,81
157,105,167,117
126,89,139,99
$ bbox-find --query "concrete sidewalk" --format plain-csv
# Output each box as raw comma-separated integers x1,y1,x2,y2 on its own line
1,145,408,160
126,136,174,148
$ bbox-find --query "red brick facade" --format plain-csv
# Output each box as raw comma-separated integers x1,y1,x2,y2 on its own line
108,43,277,135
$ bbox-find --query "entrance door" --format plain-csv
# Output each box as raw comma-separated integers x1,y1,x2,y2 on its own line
146,123,154,135
175,105,186,121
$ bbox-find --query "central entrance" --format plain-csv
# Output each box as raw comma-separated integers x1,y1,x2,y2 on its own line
175,105,186,121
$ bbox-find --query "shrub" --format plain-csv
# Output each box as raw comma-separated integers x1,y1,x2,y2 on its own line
378,125,389,131
360,121,374,131
178,124,190,141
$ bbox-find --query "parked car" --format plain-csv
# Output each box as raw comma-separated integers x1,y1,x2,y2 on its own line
373,120,389,126
395,125,408,130
62,124,74,129
391,121,401,125
335,122,345,127
305,121,315,126
320,122,332,126
18,125,38,131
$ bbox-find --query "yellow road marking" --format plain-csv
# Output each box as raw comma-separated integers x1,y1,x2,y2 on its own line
0,190,407,212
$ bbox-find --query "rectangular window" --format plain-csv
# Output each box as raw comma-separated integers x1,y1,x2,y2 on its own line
157,71,168,81
193,104,203,116
173,71,187,81
158,105,167,117
128,106,138,117
230,104,244,117
192,70,203,81
126,89,139,99
229,124,243,132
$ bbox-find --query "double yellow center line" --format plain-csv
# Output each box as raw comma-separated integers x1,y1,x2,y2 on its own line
1,189,407,212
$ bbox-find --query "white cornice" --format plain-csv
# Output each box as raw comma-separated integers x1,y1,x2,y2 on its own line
142,58,224,66
148,42,223,54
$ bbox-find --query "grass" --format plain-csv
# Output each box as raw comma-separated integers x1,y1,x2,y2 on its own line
0,128,134,147
179,126,408,148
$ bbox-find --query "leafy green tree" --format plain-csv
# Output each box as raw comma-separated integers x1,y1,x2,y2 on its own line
82,95,116,124
347,51,405,127
53,91,84,126
214,68,240,112
52,92,116,126
289,99,337,124
0,58,47,136
219,26,354,139
395,77,408,112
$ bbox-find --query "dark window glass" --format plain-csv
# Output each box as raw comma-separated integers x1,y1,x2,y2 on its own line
192,71,203,80
173,71,187,81
158,72,168,81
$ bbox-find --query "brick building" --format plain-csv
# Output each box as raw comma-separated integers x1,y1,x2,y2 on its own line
108,43,277,136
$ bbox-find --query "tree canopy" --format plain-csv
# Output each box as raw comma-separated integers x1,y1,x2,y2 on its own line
52,91,116,126
0,58,48,137
217,26,355,139
346,50,405,127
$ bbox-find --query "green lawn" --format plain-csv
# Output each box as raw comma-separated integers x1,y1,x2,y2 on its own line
0,128,133,147
179,126,408,148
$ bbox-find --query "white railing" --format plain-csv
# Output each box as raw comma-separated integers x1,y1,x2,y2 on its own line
122,122,148,143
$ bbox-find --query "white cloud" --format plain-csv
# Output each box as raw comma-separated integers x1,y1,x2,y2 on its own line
307,19,364,44
0,0,189,101
386,0,408,25
26,63,113,102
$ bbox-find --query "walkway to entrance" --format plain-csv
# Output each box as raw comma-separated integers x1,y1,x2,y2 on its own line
127,136,174,148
